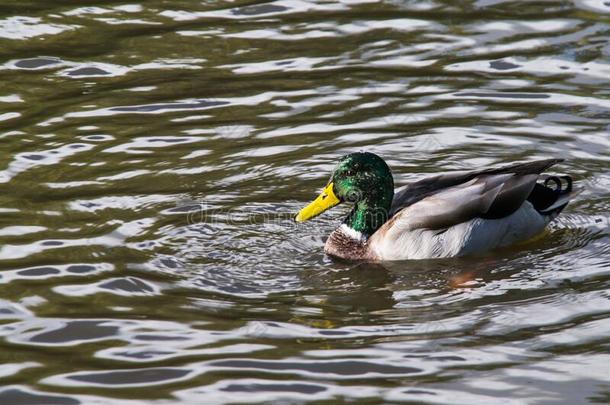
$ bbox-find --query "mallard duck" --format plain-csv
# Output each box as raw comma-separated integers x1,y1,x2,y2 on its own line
295,152,577,261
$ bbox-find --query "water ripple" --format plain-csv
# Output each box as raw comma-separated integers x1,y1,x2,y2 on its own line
0,0,608,403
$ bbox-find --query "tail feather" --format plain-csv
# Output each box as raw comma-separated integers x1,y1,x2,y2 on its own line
528,175,579,219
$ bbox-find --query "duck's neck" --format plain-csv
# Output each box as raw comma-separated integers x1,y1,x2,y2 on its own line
344,196,392,238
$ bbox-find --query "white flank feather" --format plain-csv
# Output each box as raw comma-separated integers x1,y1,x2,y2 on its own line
370,201,548,260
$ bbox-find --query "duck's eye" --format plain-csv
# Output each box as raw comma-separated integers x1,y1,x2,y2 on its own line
345,170,354,177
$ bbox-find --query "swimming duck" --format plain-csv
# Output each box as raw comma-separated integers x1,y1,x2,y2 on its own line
295,152,576,260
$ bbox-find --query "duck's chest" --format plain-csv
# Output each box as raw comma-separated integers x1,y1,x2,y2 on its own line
324,225,374,261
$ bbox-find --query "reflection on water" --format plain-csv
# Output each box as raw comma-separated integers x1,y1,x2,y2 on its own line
0,0,608,403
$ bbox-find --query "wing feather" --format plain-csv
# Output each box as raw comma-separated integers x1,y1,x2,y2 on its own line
390,158,562,216
395,174,509,230
385,159,563,232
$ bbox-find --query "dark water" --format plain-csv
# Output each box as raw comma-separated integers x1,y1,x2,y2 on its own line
0,1,609,403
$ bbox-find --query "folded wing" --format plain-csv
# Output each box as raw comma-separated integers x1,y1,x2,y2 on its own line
388,159,563,231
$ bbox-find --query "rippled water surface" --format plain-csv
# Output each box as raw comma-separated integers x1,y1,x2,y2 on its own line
0,0,609,403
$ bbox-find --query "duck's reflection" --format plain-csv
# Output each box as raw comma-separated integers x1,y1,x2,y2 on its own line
297,251,530,330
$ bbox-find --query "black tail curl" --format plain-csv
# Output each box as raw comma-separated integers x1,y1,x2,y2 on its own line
529,175,575,216
544,175,573,194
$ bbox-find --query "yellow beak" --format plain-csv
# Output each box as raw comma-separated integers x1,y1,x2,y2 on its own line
295,182,341,222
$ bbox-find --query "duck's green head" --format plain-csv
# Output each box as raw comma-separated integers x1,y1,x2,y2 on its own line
295,152,394,236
